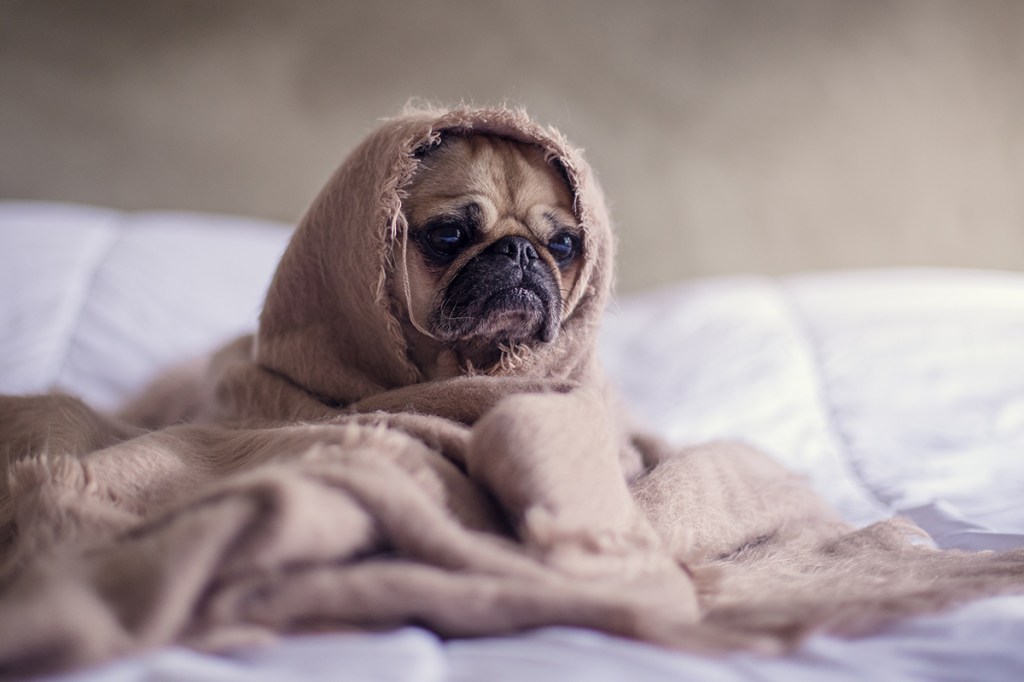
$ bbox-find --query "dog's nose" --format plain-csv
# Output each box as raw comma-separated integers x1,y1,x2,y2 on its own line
488,236,539,267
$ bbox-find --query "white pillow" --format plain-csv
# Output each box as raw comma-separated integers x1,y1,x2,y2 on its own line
0,201,290,409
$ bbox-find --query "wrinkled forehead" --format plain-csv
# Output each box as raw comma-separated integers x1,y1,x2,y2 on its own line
402,133,576,225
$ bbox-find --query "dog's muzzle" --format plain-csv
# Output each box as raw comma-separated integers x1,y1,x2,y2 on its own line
432,236,562,345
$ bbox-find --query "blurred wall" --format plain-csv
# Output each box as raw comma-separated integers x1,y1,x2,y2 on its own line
2,0,1022,292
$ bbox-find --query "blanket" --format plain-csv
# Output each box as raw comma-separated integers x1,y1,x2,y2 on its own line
2,105,1023,678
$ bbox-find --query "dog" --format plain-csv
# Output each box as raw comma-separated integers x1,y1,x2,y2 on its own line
117,132,587,427
394,134,583,378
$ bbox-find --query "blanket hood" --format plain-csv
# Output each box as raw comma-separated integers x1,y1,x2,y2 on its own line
256,106,615,407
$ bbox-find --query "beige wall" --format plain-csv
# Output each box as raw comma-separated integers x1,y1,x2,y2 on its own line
2,0,1022,292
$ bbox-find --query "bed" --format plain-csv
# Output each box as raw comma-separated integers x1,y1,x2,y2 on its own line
2,200,1022,681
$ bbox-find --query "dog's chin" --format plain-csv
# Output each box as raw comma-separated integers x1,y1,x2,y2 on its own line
466,286,548,341
431,284,560,368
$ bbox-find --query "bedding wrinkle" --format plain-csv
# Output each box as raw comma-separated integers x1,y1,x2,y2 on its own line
48,219,123,394
773,280,894,514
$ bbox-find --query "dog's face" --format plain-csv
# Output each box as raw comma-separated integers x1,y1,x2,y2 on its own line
397,134,582,375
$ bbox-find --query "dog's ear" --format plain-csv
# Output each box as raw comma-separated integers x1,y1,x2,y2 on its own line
412,131,452,159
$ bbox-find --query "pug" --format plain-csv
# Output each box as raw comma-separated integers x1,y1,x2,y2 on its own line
395,134,583,378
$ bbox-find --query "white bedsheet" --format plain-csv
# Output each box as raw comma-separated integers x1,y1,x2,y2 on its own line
2,201,1022,681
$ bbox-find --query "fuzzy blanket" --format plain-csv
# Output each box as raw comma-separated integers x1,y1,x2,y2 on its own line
2,106,1023,678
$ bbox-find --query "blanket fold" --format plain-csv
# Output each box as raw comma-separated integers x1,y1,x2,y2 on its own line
2,104,1023,677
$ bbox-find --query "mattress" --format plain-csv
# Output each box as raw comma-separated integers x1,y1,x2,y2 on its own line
1,201,1022,681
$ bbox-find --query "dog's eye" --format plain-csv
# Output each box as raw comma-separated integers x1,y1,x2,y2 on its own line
546,233,579,265
424,223,468,258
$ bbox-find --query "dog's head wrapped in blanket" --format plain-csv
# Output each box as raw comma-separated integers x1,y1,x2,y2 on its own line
1,105,1023,677
230,106,614,421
